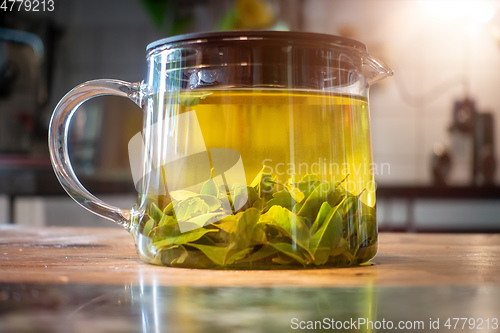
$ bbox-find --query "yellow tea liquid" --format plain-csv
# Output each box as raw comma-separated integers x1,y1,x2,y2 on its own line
193,90,375,206
134,89,377,269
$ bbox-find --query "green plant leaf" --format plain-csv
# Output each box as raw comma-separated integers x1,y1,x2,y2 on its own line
268,242,309,266
170,190,199,201
231,184,251,211
251,223,267,244
342,190,364,218
264,190,295,211
342,250,356,265
332,238,349,256
251,166,274,200
185,212,227,228
250,166,266,188
152,227,217,248
296,175,323,198
247,186,260,201
272,253,296,265
340,191,367,248
200,195,223,211
327,188,346,207
139,0,168,29
213,215,238,234
217,6,238,30
357,200,376,217
178,91,212,107
201,177,219,196
158,214,177,228
173,197,209,221
300,174,321,182
297,182,336,222
310,208,343,265
252,199,264,211
226,248,253,265
356,213,377,246
264,205,311,249
297,181,321,199
170,245,189,265
173,195,221,221
310,201,332,235
163,202,174,216
159,245,215,268
286,185,305,203
149,203,164,222
142,218,155,236
237,245,278,264
234,208,261,250
185,243,229,266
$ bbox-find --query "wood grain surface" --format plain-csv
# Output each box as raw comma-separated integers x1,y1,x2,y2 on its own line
1,226,499,287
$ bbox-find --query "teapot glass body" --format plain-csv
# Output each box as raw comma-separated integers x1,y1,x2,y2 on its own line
49,31,392,269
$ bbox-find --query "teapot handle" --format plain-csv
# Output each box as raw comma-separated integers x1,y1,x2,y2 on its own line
48,79,143,229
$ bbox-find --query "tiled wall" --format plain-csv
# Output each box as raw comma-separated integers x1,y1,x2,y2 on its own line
49,0,161,108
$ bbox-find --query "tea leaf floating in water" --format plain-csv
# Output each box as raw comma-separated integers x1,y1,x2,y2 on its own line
138,171,377,269
178,91,213,107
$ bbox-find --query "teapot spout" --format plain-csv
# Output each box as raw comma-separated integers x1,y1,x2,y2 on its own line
363,55,393,85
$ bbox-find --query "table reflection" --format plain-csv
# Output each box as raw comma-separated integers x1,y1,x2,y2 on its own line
1,279,499,332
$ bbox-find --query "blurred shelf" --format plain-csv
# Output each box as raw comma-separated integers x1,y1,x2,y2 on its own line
0,155,52,168
0,155,135,196
377,185,500,199
0,155,135,223
377,185,500,232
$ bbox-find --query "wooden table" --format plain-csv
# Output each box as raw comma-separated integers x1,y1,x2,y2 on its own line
1,226,499,287
1,227,500,332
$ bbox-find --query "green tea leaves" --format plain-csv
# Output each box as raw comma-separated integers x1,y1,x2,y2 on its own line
251,166,275,200
185,243,229,266
173,195,221,221
237,245,278,264
264,190,295,211
152,227,217,248
287,185,305,203
268,242,310,266
201,177,219,196
297,182,336,221
310,201,332,235
234,208,261,250
185,212,227,228
142,218,155,236
265,205,311,250
141,171,377,268
310,209,343,265
178,91,212,107
149,203,164,222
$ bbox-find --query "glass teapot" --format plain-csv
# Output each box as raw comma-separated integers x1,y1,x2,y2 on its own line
49,31,392,269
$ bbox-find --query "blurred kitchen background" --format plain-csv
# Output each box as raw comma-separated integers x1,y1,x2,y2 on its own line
2,0,500,231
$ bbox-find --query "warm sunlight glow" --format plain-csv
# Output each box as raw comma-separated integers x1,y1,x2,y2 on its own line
424,0,495,24
465,23,481,37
